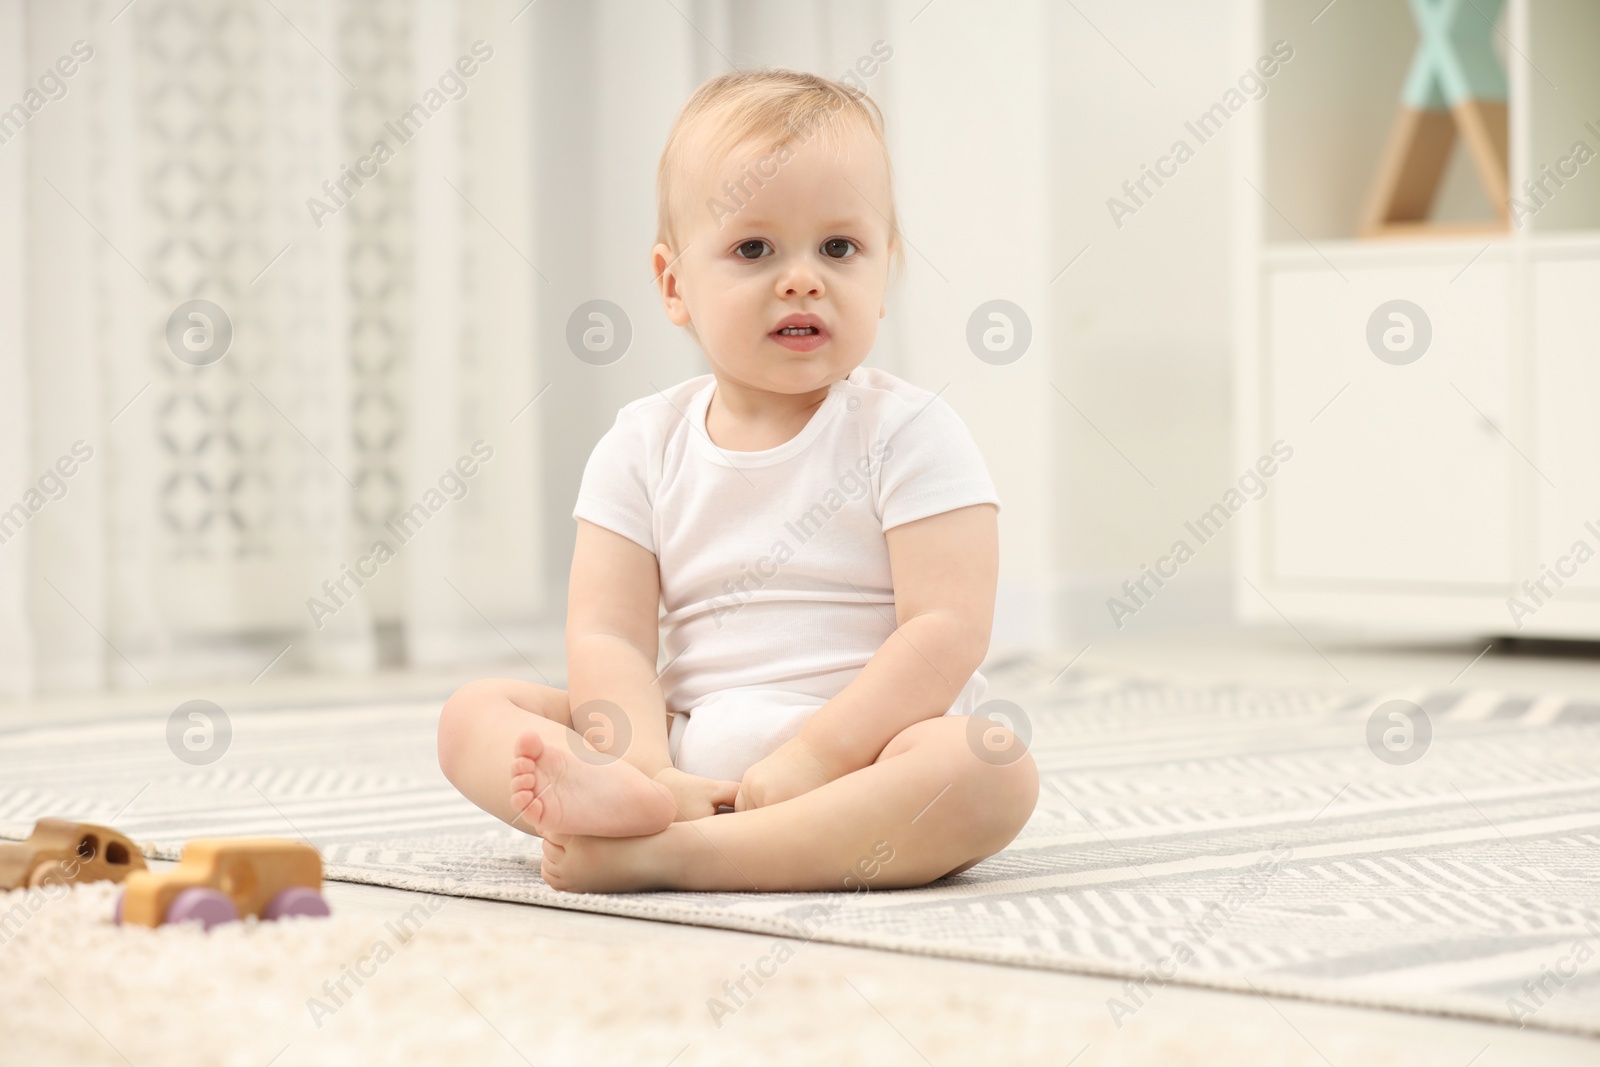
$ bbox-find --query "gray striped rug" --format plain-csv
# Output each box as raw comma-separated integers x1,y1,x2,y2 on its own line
4,656,1600,1038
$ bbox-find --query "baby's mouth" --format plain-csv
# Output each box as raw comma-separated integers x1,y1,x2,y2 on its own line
769,315,828,349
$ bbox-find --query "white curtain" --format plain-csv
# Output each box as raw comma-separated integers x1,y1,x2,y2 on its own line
0,0,544,695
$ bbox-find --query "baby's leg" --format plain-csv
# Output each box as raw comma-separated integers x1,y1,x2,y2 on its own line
437,678,676,838
539,715,1038,893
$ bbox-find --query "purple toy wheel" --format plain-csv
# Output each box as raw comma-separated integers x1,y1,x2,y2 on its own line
263,886,331,921
164,887,239,930
112,889,125,925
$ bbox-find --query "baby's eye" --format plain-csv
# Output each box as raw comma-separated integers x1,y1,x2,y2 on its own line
821,238,857,259
735,239,771,260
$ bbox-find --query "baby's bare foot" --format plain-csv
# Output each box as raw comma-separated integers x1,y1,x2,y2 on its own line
509,730,676,838
540,826,693,893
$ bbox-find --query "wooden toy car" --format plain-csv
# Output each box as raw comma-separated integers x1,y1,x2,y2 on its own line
0,819,146,890
115,838,331,930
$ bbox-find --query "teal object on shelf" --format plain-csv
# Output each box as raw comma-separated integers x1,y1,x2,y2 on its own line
1401,0,1508,109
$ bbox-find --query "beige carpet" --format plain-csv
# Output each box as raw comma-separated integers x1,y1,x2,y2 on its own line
2,879,1097,1067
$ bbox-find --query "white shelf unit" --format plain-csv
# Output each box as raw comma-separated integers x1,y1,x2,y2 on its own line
1235,0,1600,639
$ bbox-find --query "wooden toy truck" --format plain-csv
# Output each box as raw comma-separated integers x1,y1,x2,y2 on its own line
116,838,331,930
0,819,147,891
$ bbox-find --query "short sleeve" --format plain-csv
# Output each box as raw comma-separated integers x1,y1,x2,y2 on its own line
877,395,1002,531
572,405,656,554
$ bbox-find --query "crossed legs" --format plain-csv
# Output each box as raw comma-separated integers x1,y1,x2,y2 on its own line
437,678,1039,893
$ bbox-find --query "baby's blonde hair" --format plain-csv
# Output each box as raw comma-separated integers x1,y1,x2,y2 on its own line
655,69,903,281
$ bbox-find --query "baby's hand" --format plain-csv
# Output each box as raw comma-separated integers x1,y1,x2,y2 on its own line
734,737,836,812
652,767,740,821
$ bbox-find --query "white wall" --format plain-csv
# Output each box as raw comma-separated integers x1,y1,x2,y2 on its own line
1048,0,1244,639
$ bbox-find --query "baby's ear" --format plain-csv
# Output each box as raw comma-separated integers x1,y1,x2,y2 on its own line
650,243,669,286
651,243,694,326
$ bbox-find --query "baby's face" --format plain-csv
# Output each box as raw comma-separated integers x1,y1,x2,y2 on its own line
654,121,894,397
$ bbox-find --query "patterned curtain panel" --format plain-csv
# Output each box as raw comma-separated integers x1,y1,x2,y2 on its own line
0,0,544,695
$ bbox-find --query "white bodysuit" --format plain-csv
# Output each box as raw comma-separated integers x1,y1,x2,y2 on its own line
571,365,1002,782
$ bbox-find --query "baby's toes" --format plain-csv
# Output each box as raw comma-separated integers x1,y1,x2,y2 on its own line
540,841,567,889
511,730,546,763
510,786,537,819
511,776,543,822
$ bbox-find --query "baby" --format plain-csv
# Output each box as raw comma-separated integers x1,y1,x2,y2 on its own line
437,69,1038,894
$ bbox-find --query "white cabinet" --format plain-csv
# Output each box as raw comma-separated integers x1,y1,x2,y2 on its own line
1265,255,1514,588
1532,257,1600,595
1237,2,1600,638
1242,240,1600,636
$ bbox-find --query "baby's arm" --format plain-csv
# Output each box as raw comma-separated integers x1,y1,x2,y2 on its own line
735,503,999,810
569,520,738,818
